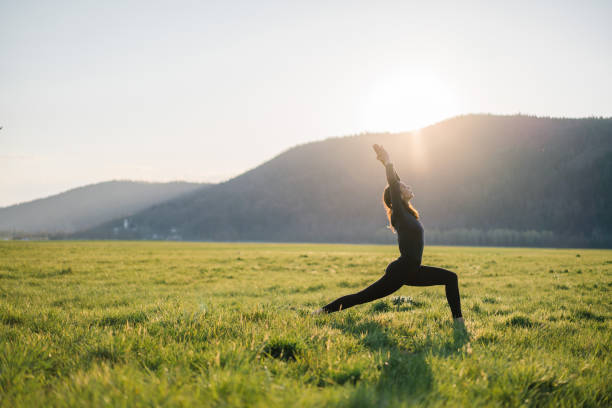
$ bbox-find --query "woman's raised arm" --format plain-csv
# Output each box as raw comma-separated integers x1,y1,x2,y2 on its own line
373,144,403,208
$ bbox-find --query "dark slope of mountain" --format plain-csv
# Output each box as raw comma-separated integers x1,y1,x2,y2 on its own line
77,115,612,247
0,181,209,234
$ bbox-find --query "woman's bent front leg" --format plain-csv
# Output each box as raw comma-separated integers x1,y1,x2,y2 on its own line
404,265,463,319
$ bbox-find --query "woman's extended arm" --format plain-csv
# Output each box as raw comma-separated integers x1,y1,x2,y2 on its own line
373,144,403,210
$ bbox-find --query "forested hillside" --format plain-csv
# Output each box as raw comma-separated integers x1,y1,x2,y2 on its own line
0,181,208,234
76,115,612,247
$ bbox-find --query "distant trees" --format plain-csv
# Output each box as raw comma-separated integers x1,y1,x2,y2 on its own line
424,229,555,247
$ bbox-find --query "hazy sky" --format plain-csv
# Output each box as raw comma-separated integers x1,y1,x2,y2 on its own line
1,0,611,207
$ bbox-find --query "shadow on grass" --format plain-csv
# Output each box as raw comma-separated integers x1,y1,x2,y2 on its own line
329,316,470,406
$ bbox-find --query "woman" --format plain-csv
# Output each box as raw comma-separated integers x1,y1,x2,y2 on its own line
314,144,464,326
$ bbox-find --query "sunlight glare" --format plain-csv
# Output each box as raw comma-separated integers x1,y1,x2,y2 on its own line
407,129,428,171
363,72,458,132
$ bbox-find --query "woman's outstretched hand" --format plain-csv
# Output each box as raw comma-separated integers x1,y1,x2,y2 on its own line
373,144,390,166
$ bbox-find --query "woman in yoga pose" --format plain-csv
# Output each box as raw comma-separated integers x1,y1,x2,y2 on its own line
315,144,464,326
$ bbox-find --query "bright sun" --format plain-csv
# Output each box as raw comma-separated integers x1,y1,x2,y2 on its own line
363,72,458,132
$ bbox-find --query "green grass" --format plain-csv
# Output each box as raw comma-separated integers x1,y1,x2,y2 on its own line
0,241,610,407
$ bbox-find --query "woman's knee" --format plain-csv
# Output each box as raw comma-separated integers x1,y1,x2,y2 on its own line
386,258,411,275
385,259,401,274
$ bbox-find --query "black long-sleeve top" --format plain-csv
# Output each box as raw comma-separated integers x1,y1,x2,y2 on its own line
385,163,424,264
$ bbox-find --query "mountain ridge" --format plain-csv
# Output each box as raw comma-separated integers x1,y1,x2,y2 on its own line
0,180,211,234
74,114,612,247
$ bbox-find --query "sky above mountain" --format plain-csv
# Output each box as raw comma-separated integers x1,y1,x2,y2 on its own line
1,0,611,207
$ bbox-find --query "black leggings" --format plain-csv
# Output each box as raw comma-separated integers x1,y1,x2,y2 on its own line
322,258,463,318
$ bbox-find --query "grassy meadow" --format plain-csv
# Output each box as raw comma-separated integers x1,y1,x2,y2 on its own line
0,241,610,407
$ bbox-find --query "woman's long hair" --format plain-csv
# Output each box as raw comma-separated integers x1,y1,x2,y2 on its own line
383,185,419,232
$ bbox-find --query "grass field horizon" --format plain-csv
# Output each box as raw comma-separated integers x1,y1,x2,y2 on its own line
1,241,610,407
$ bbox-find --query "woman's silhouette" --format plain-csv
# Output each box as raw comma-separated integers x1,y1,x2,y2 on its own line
315,144,464,326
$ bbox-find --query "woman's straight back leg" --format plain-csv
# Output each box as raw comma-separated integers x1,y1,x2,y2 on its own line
321,258,406,313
